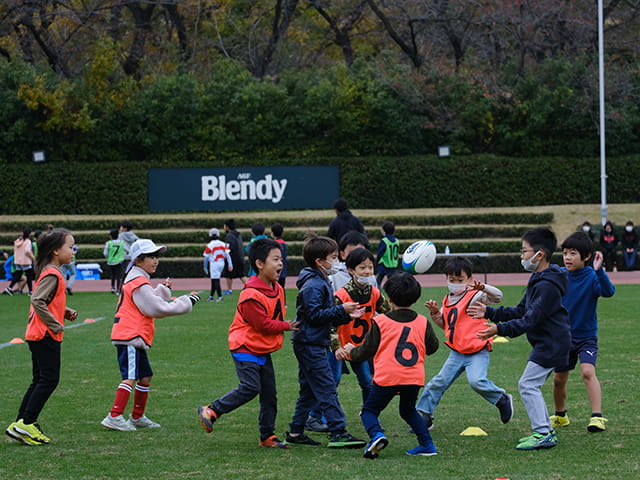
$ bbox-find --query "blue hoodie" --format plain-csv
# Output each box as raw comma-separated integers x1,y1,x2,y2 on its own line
485,264,570,369
291,267,351,347
562,266,615,338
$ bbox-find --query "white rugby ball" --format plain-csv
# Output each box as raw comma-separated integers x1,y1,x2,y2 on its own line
402,240,437,274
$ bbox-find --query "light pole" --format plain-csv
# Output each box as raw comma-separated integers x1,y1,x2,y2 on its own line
598,0,607,226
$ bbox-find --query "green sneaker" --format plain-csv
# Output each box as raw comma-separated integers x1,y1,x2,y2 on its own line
13,419,51,444
5,421,42,445
516,431,557,450
327,432,367,449
550,414,570,428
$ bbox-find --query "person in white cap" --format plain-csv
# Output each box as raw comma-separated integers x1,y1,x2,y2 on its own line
101,239,200,432
203,228,233,302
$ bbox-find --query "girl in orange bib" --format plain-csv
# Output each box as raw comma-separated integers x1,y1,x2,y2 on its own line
6,229,78,446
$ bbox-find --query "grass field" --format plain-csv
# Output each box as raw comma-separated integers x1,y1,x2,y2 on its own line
1,284,638,480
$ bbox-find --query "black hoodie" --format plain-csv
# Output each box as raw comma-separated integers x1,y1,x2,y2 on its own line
484,264,570,369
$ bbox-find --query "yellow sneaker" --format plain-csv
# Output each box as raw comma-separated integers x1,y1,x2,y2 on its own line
550,414,570,428
13,419,51,444
587,416,608,432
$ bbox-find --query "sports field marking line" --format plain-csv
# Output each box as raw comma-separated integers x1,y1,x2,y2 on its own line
0,316,106,349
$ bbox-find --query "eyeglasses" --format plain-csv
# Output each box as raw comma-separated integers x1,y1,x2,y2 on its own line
519,249,535,255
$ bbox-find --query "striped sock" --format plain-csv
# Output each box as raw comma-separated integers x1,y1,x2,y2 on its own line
132,383,150,420
111,382,133,417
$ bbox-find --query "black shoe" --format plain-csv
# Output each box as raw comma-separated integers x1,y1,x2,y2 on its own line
496,393,514,424
305,415,329,433
66,287,73,296
285,431,321,446
327,432,367,449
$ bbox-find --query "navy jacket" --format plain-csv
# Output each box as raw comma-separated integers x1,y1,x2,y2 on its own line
291,267,351,347
327,210,365,242
484,264,570,369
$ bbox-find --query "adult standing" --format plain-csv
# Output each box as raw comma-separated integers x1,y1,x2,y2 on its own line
221,219,247,295
327,198,366,243
4,229,35,295
118,221,139,264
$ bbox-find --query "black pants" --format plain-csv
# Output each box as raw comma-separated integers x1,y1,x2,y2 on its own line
9,268,34,293
109,262,124,291
210,278,221,298
18,336,61,423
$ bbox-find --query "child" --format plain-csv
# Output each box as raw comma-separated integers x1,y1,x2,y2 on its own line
4,228,35,295
339,272,440,458
551,232,615,432
222,219,247,294
5,228,79,445
417,256,512,430
101,239,200,431
197,238,295,449
333,248,391,405
270,223,287,291
118,220,139,263
245,223,268,277
285,233,367,448
104,229,125,294
203,228,233,302
376,221,400,286
305,230,370,433
469,228,570,450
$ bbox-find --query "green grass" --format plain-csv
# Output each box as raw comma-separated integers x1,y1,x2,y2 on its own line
1,284,638,479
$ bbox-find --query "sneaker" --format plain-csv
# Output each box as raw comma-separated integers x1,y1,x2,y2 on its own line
12,419,51,443
207,296,215,302
216,297,223,303
5,421,44,445
222,290,233,295
66,287,73,296
129,414,161,428
305,415,329,433
197,405,217,433
406,441,438,456
3,287,13,296
327,432,367,449
550,414,570,428
515,431,557,450
284,431,321,446
259,435,291,449
496,393,514,424
363,433,388,459
587,416,608,432
101,414,136,431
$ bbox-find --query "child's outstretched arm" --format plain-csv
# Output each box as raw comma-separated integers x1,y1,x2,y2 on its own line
424,300,444,329
469,280,503,305
133,284,199,318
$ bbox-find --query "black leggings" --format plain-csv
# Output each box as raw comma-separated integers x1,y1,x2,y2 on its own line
210,278,222,298
18,336,61,423
9,268,34,293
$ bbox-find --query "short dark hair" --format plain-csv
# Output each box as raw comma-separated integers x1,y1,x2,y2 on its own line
383,272,421,307
302,232,338,268
561,231,594,260
338,230,369,251
251,222,265,236
249,238,282,272
333,198,348,212
121,220,135,230
522,227,557,261
444,256,473,277
382,221,395,235
110,228,119,239
345,247,375,270
271,223,284,237
225,219,236,230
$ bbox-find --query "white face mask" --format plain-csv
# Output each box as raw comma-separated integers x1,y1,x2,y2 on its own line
321,261,339,276
626,226,633,232
582,225,591,232
357,275,377,287
521,251,541,272
447,282,466,294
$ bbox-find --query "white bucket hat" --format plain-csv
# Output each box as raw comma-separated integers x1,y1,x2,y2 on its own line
209,228,220,237
130,239,167,261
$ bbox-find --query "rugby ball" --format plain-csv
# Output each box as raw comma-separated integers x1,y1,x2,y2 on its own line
402,240,437,274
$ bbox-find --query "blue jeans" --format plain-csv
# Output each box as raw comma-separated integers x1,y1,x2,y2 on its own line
334,359,372,405
623,248,637,269
361,384,432,446
417,348,504,415
289,343,347,436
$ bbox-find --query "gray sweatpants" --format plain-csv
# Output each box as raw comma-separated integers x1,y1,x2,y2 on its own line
518,361,554,434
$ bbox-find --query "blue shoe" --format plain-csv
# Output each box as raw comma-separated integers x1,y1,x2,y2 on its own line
222,290,233,295
363,433,388,459
406,441,437,456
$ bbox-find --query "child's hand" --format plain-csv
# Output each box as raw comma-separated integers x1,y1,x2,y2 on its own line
65,308,78,321
342,342,355,354
288,320,300,331
467,302,487,318
424,300,440,316
343,301,364,318
163,277,172,289
335,347,349,361
592,250,604,270
469,280,485,291
228,265,234,271
477,322,498,340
